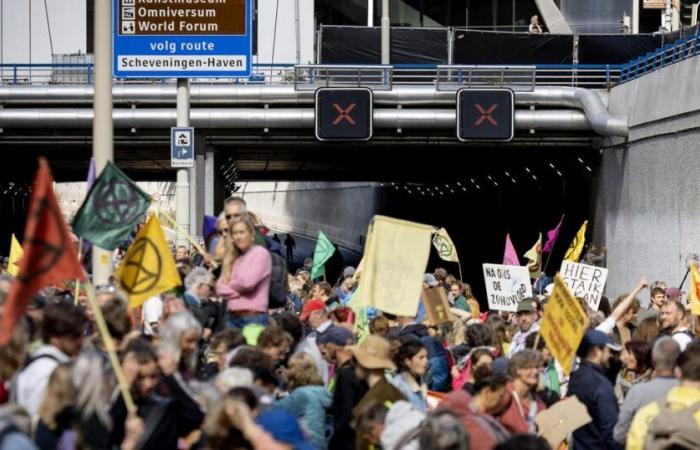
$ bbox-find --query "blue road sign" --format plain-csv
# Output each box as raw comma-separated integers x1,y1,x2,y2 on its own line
171,127,195,168
113,0,252,78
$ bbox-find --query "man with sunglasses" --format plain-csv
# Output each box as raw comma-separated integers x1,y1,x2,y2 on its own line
224,196,247,223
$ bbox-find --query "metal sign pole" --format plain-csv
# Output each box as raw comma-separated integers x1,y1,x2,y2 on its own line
92,0,114,285
381,0,390,64
175,78,190,247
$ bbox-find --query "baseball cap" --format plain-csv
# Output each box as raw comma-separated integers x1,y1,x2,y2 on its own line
317,326,356,346
516,298,534,313
424,273,439,287
299,298,326,321
348,334,396,371
256,410,315,450
578,329,622,355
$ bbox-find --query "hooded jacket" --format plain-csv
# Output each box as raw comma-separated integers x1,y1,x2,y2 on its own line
438,390,510,450
275,385,332,450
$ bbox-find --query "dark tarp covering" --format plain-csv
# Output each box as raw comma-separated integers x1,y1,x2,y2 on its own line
320,26,698,66
452,30,574,65
320,26,449,64
578,34,662,64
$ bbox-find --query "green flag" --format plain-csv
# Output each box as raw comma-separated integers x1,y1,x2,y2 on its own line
71,162,151,251
311,231,336,280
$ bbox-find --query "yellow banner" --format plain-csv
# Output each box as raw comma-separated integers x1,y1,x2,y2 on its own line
524,233,542,279
352,215,434,316
541,275,588,375
8,234,23,277
564,220,588,262
115,214,181,309
432,227,459,263
689,263,700,316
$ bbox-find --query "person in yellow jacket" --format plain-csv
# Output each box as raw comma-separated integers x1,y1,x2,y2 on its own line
626,341,700,450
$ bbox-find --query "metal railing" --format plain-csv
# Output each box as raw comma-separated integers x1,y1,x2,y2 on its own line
0,62,622,89
620,29,700,83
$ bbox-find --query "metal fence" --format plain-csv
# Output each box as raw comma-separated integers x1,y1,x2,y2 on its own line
619,30,700,83
0,62,623,90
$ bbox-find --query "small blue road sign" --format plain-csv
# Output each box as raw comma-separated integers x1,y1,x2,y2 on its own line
171,127,194,168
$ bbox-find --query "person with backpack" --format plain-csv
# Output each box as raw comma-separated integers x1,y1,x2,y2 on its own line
216,214,272,328
15,301,86,419
626,340,700,450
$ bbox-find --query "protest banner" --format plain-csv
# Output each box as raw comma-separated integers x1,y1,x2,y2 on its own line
559,261,608,310
353,215,434,316
482,263,533,312
541,275,588,375
536,396,591,449
422,287,454,325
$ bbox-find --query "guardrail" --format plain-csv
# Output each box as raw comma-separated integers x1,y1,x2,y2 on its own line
0,62,622,89
620,29,700,83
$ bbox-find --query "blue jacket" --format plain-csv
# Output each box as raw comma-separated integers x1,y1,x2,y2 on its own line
567,361,624,450
390,372,428,411
275,385,332,450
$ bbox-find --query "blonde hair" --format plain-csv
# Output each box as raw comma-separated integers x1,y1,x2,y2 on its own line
286,352,323,390
221,214,258,283
447,319,469,347
0,324,28,380
38,363,73,430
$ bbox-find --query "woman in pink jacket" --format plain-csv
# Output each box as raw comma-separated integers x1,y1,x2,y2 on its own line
216,214,272,329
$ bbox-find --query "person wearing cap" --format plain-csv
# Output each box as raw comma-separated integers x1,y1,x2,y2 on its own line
567,329,624,450
350,335,406,449
507,299,540,358
319,327,367,450
298,299,333,385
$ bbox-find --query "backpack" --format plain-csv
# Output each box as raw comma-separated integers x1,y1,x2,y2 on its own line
644,399,700,450
268,251,289,309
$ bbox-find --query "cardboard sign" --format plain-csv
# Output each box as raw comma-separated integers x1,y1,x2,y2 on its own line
422,287,454,325
560,261,608,310
541,276,588,375
536,396,592,449
483,264,533,312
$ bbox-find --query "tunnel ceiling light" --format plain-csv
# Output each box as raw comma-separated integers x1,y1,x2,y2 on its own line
456,181,462,186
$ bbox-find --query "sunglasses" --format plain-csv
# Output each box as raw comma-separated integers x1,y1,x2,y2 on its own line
225,213,243,220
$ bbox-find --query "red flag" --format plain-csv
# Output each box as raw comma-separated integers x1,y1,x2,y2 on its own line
0,158,85,344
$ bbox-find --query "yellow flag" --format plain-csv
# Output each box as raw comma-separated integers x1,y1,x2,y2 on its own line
115,214,181,309
352,215,434,316
689,263,700,316
541,275,588,375
564,221,588,262
523,233,542,279
8,234,23,277
432,227,459,263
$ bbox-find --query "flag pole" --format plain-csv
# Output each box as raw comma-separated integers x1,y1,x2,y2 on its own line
158,210,216,269
85,282,136,413
74,237,83,305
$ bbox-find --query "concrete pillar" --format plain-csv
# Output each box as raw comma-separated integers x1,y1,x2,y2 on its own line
205,150,216,216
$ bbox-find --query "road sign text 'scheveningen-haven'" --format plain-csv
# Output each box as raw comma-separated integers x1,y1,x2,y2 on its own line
113,0,252,78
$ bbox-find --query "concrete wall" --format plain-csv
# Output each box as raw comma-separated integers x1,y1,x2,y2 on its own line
238,181,380,252
257,0,315,65
597,55,700,297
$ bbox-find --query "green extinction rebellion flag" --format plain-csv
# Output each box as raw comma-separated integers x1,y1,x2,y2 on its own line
311,231,336,280
71,161,151,251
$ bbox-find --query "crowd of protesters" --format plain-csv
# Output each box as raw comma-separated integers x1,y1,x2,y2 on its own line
1,195,700,450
